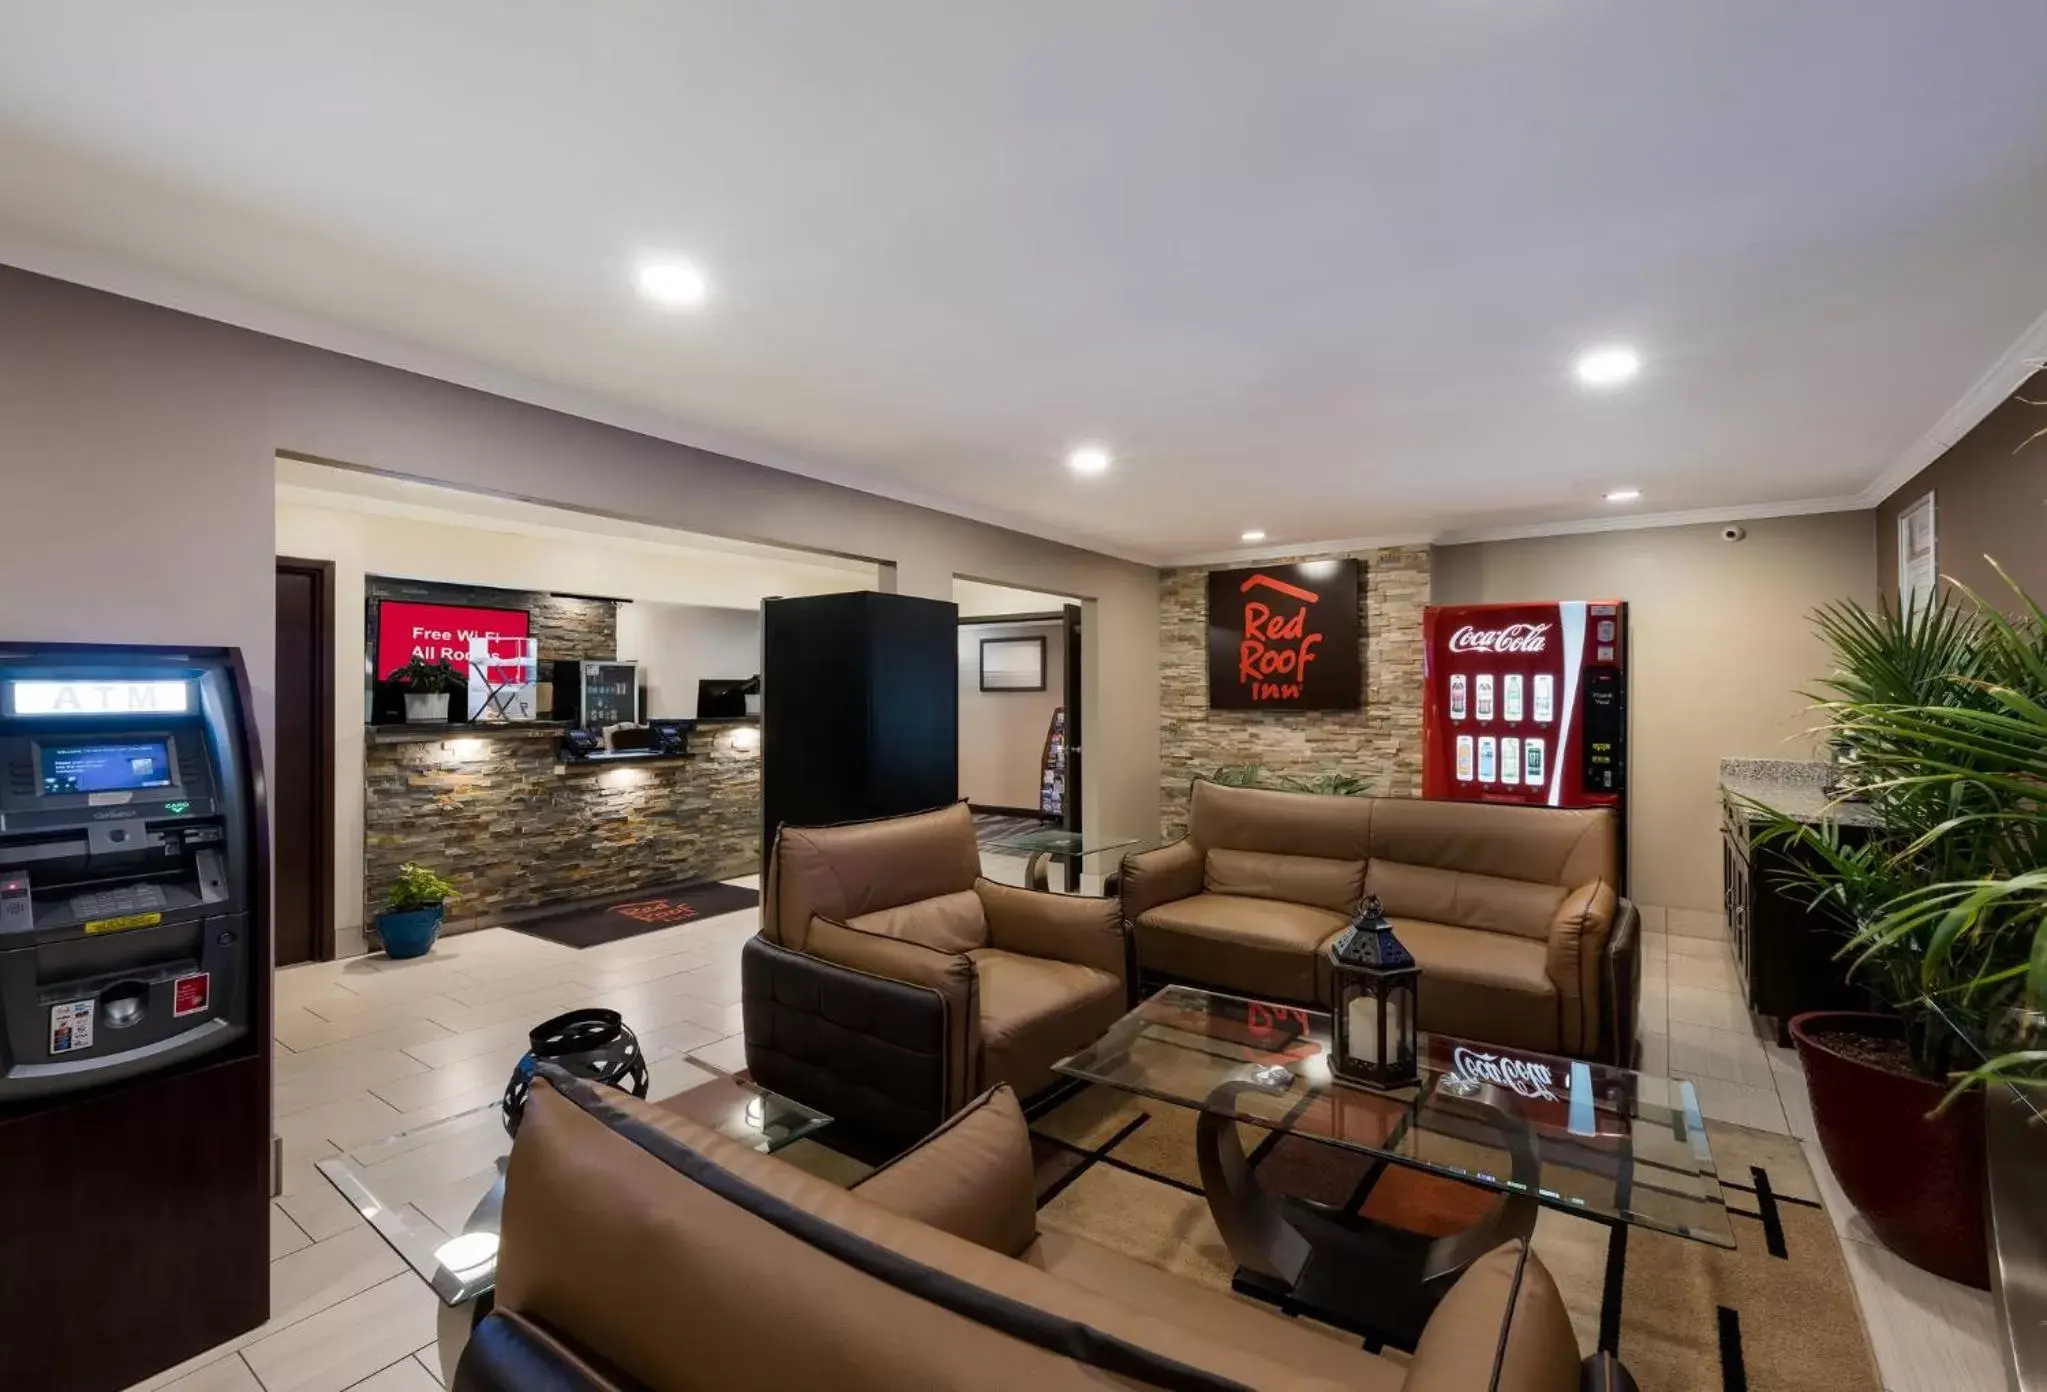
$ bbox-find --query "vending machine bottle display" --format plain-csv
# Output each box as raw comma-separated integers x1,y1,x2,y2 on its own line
1420,600,1627,813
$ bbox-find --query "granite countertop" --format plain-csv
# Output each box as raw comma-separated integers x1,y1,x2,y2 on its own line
1720,757,1884,827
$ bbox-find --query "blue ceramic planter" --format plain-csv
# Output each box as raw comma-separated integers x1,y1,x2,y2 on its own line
376,905,444,959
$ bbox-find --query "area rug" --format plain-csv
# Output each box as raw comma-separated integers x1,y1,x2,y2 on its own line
1029,1085,1881,1392
506,880,759,948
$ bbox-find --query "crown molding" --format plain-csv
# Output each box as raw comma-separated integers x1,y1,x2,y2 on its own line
1853,305,2047,509
0,229,1168,569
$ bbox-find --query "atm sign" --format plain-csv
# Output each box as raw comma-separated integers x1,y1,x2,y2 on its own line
8,680,190,717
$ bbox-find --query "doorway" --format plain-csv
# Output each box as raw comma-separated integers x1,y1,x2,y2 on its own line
274,557,335,965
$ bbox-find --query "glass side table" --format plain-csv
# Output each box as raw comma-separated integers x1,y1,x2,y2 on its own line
318,1070,830,1382
978,828,1154,894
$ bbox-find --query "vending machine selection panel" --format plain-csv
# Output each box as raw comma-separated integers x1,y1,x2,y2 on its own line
1420,600,1626,809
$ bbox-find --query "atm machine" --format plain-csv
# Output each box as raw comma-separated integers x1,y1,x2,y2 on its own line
0,644,271,1392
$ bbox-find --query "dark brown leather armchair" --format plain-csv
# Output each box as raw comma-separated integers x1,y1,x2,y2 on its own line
741,803,1130,1151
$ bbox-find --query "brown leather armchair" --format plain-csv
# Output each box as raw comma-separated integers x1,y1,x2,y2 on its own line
1124,780,1641,1065
741,803,1130,1151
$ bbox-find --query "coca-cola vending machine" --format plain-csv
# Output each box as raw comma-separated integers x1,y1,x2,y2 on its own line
1421,600,1627,852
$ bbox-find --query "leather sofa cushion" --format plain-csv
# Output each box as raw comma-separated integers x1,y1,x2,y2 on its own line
1026,1230,1400,1390
1404,1241,1582,1392
969,949,1126,1099
1137,894,1350,1002
504,1077,1358,1390
848,889,990,954
767,802,983,951
855,1085,1039,1257
1365,861,1569,942
1185,779,1373,862
1205,848,1365,914
1376,919,1561,1054
1368,798,1616,890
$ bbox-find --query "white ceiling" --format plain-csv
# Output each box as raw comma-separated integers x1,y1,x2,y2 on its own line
5,3,2047,565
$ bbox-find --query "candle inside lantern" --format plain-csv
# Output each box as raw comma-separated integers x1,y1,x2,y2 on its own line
1346,993,1382,1066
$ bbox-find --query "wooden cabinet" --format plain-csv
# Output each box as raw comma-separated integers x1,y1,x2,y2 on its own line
1721,797,1873,1045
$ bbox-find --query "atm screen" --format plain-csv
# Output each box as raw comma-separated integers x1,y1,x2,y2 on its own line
40,740,175,796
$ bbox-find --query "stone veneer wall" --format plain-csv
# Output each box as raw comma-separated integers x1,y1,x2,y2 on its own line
363,723,759,927
367,576,619,664
1158,545,1431,834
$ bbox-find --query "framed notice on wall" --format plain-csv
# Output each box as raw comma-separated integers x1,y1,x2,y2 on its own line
1898,492,1936,615
980,636,1047,691
1206,560,1362,710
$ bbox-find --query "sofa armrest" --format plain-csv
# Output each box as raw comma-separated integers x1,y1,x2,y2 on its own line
741,934,964,1148
1405,1241,1583,1392
1599,899,1642,1068
852,1084,1039,1257
1543,880,1619,1058
975,877,1126,981
805,918,979,1113
1119,838,1204,922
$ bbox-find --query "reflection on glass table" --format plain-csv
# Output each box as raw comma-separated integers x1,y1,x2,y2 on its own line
1056,984,1734,1351
317,1068,830,1379
978,828,1155,893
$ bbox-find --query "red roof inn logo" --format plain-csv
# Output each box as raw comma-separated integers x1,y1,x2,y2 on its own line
1206,561,1361,711
1237,573,1324,701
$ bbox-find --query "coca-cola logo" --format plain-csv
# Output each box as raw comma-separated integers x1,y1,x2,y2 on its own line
1450,1046,1559,1101
1448,622,1550,655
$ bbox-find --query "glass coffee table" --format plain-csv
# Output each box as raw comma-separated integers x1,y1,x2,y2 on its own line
1057,985,1734,1351
318,1066,830,1382
979,828,1151,893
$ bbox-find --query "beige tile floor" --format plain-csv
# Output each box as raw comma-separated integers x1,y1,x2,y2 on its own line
129,874,2000,1392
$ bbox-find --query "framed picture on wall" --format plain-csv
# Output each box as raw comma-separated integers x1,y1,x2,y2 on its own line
1898,492,1936,615
980,635,1047,692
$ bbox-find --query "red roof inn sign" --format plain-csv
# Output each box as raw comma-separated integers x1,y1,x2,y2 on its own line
1205,561,1362,711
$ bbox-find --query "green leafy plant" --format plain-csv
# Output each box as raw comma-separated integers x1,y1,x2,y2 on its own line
386,862,460,913
1206,765,1371,796
1747,563,2047,1100
393,657,464,695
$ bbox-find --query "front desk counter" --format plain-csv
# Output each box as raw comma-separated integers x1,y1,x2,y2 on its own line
362,718,760,929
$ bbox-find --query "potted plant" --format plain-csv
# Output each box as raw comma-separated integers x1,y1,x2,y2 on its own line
1750,568,2047,1288
375,862,459,959
394,656,463,724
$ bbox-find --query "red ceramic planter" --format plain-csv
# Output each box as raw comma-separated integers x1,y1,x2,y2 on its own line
1790,1010,1988,1289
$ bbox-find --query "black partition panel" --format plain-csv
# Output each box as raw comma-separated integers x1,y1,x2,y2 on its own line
761,592,959,867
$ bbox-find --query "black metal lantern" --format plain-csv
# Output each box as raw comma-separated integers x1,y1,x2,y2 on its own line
1327,895,1421,1089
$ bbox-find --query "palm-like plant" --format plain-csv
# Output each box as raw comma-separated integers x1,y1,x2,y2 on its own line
1749,563,2047,1097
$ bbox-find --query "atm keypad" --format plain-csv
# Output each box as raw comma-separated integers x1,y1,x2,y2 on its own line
69,883,169,921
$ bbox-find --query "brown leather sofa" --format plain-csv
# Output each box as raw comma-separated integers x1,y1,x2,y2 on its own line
456,1068,1625,1391
1124,781,1639,1064
740,803,1131,1151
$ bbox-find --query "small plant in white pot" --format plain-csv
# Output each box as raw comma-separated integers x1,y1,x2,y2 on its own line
375,862,459,959
395,657,463,724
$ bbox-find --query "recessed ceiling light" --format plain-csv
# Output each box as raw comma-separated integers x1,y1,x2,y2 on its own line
1574,345,1641,388
636,258,709,309
1241,530,1267,543
1066,445,1112,477
1605,488,1642,503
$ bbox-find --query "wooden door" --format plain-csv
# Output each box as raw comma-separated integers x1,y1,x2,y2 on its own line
273,559,334,965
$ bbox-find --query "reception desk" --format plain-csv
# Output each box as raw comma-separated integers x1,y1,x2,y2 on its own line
362,718,759,927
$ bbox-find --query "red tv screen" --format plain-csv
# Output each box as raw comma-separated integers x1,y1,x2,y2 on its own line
375,600,530,680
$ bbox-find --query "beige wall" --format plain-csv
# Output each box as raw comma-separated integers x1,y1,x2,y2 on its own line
1877,368,2047,606
1432,512,1877,911
958,620,1064,810
0,266,1164,950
